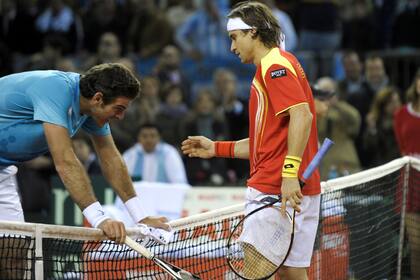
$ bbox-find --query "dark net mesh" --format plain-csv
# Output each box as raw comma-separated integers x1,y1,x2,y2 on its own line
1,161,419,279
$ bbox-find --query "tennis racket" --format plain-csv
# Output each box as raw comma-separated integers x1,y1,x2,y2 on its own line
227,138,334,280
125,236,201,280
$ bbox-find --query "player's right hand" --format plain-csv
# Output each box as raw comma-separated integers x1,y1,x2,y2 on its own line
98,219,126,244
140,216,171,231
181,136,215,159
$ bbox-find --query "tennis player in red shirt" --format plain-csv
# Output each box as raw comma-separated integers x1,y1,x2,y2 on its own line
182,2,320,279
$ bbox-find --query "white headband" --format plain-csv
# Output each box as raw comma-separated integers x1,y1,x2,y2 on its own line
227,17,286,51
227,17,253,32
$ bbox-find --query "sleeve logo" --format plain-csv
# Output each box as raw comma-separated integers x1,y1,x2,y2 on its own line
270,68,287,79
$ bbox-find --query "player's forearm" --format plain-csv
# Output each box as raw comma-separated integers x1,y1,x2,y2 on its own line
99,150,136,202
287,105,313,158
234,138,250,159
54,155,97,210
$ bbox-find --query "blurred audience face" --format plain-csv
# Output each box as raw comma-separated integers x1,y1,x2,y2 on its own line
166,87,184,107
160,45,181,69
98,33,121,61
214,69,237,100
365,57,386,86
314,77,336,117
195,90,215,115
138,126,160,153
343,52,363,81
385,92,401,116
142,77,160,98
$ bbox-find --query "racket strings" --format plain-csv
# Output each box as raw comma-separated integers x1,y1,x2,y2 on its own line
227,206,294,279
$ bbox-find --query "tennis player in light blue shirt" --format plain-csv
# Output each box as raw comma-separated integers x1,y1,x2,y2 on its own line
0,64,169,244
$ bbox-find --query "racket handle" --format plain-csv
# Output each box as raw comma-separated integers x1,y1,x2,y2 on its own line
125,236,154,260
300,138,334,186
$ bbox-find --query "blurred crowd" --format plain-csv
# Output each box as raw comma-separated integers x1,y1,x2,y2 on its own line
1,0,420,220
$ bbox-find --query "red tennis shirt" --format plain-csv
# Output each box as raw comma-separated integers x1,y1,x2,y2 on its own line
247,47,320,195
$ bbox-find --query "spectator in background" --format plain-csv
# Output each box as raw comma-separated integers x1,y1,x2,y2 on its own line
110,76,161,152
365,55,390,94
83,32,135,72
156,84,189,147
26,35,77,72
153,45,191,103
393,69,420,280
392,0,420,49
337,50,374,167
165,0,196,30
0,42,13,77
72,137,102,175
0,0,42,55
123,123,187,184
35,0,83,53
127,0,173,58
175,0,232,60
182,89,228,185
298,0,342,76
363,86,401,167
257,0,298,51
371,0,397,49
341,0,375,52
82,0,130,53
316,77,361,180
213,68,249,183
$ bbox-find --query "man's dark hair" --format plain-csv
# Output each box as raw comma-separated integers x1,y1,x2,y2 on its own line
138,123,161,134
80,63,140,104
228,1,281,48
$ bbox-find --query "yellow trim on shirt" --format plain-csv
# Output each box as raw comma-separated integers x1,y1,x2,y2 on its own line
275,102,308,116
252,78,269,150
261,48,297,87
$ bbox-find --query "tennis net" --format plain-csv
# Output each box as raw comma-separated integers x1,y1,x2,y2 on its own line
0,156,419,279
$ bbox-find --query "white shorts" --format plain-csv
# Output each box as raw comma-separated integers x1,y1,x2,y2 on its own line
0,166,24,222
243,187,320,268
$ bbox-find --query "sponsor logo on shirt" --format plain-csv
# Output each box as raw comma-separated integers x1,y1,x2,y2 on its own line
270,68,287,79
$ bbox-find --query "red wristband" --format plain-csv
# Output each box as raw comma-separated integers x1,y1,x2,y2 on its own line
215,141,235,158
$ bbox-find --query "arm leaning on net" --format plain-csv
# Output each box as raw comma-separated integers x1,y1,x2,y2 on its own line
90,134,170,231
43,123,127,243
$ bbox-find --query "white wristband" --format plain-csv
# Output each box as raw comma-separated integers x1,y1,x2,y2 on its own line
125,196,148,223
82,202,109,228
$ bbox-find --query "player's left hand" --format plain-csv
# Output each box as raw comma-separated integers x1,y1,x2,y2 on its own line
140,216,170,231
281,177,303,215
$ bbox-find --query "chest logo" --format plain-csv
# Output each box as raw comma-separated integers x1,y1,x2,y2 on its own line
270,68,287,79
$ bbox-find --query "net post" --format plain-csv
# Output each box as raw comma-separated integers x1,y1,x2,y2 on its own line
35,225,44,280
396,163,410,280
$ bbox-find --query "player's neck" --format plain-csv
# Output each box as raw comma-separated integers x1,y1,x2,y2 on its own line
252,44,273,66
79,96,90,115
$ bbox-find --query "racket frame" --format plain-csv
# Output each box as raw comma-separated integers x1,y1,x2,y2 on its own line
125,236,201,280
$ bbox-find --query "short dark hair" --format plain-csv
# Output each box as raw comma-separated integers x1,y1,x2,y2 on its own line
227,1,281,48
138,123,161,134
80,63,140,104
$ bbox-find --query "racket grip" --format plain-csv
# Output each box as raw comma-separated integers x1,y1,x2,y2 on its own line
300,138,334,184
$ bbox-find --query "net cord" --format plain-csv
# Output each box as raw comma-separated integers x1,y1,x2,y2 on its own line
396,163,410,280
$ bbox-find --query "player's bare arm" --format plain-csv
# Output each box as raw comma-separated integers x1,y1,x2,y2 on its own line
233,138,249,159
182,136,250,159
91,134,170,230
281,103,313,214
43,123,126,243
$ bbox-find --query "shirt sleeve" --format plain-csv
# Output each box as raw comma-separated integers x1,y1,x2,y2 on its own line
263,64,307,115
81,117,111,136
28,76,71,129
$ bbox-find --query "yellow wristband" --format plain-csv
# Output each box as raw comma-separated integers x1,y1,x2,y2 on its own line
282,155,302,178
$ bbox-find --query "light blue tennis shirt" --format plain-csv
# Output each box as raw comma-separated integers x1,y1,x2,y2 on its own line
0,70,110,165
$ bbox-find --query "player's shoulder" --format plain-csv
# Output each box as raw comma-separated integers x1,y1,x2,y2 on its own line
260,48,298,80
